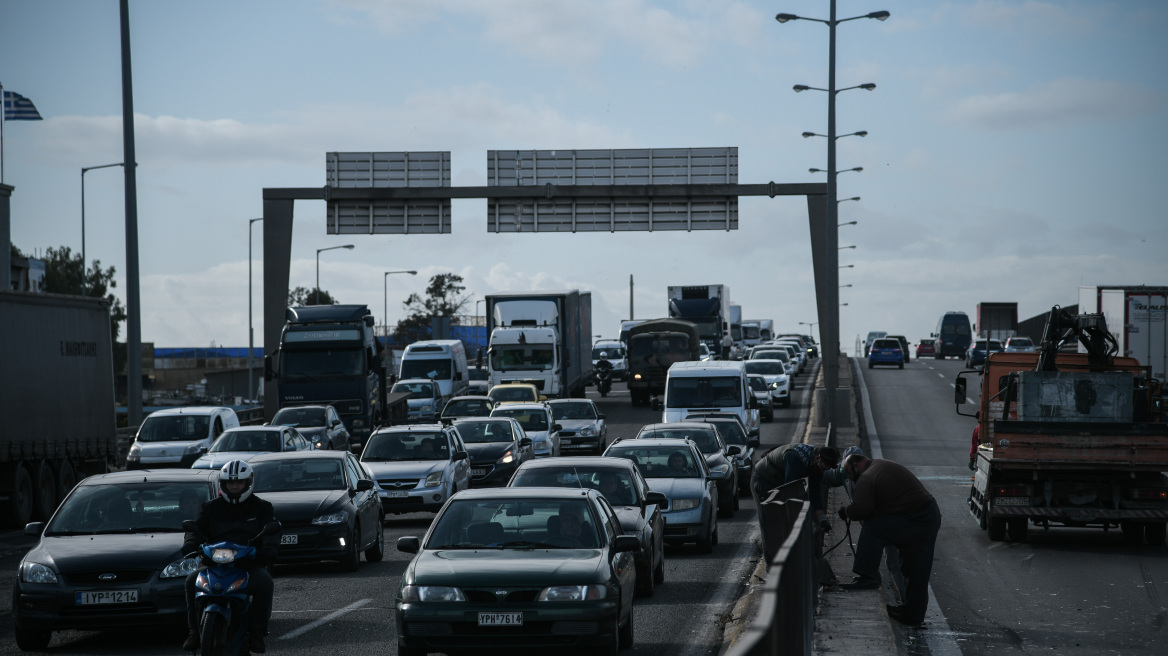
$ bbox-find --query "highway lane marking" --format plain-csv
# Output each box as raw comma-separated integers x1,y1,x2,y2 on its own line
938,373,945,378
279,598,372,640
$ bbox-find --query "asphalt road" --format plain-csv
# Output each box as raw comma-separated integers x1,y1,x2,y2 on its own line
0,365,817,655
863,356,1168,656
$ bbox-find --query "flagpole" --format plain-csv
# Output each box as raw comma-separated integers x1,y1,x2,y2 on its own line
1,80,7,184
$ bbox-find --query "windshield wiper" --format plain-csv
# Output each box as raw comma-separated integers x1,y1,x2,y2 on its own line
500,540,561,549
93,528,136,534
131,526,184,533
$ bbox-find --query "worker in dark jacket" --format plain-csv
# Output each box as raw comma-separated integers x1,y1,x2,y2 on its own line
182,460,280,653
751,444,839,562
837,454,941,627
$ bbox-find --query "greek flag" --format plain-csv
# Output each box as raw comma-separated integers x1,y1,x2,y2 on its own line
2,91,43,121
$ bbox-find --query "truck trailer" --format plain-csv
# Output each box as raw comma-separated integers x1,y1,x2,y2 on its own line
626,318,701,406
0,291,117,526
1078,285,1167,382
485,291,592,398
667,284,732,359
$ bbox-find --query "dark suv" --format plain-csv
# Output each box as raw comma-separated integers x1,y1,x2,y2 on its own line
887,335,911,363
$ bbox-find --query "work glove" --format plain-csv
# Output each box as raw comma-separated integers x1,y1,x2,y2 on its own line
817,515,832,533
968,458,977,472
837,506,848,522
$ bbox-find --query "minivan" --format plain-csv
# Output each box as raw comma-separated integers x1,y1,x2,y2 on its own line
399,340,469,405
125,406,241,469
656,360,760,437
933,312,972,359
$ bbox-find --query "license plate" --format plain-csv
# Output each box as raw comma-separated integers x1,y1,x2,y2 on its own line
478,612,523,626
386,490,409,498
995,497,1031,507
471,468,488,477
76,590,138,605
281,534,298,545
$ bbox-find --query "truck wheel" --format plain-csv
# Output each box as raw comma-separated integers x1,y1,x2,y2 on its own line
1121,521,1144,545
33,461,58,522
3,463,35,528
1145,522,1167,547
57,460,78,501
1007,518,1028,542
988,517,1006,541
14,627,51,651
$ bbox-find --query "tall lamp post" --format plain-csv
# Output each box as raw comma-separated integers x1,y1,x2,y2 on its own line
384,270,418,337
315,244,354,304
247,217,262,402
80,162,125,295
778,3,888,430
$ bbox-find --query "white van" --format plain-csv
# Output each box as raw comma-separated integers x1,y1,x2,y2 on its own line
125,406,241,469
399,340,469,405
592,339,628,381
658,360,760,437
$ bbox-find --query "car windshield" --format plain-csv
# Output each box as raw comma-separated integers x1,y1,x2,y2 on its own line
135,414,210,443
426,498,600,550
592,347,625,359
706,420,748,446
753,350,789,362
1009,338,1033,347
492,408,549,432
282,348,364,377
637,427,720,454
469,368,489,381
272,407,327,428
511,467,637,506
45,481,212,535
666,376,743,408
362,432,448,461
400,359,452,380
748,376,768,392
392,381,435,399
209,430,281,453
744,361,785,375
252,459,345,491
549,401,596,420
490,387,537,403
608,445,700,479
443,399,493,417
491,345,555,371
455,421,514,444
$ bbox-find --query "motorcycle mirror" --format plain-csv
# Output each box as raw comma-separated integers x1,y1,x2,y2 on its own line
181,519,199,533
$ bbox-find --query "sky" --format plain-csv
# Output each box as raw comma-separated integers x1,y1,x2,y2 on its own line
3,0,1166,353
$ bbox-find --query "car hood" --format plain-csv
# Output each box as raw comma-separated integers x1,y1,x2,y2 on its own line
135,440,203,457
556,419,599,432
29,533,186,574
409,548,604,587
362,460,448,479
612,506,645,533
192,452,264,469
463,442,514,463
407,399,436,409
261,490,349,521
296,427,327,439
644,477,707,499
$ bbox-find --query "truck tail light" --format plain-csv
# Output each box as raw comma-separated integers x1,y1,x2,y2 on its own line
1131,488,1168,501
993,484,1028,497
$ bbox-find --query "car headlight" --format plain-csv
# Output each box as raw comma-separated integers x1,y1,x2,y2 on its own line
126,444,141,460
20,562,58,584
710,464,730,477
314,440,325,449
312,510,350,525
673,498,700,511
580,426,597,437
161,557,201,579
421,404,433,412
184,443,203,455
538,584,606,602
424,471,443,487
534,439,548,450
498,449,515,465
402,585,466,602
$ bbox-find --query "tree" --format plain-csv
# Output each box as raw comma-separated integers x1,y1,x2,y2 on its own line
288,286,338,306
392,273,469,344
38,246,128,373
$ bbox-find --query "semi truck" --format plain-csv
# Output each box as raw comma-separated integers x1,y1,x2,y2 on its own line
667,284,732,359
1078,285,1167,382
728,303,743,359
266,304,389,453
742,320,762,349
1,291,117,526
485,291,593,398
958,306,1168,544
626,318,701,406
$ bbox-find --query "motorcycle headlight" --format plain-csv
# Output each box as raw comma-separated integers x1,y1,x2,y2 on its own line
211,548,237,564
402,585,466,602
580,426,596,437
672,498,700,511
20,561,58,584
538,584,606,601
424,471,443,487
498,450,515,465
161,557,200,579
312,510,350,525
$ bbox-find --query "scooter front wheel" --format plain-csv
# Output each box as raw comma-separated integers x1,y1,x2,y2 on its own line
200,612,225,656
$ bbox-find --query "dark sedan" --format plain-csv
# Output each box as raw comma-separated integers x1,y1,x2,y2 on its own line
13,469,219,650
633,422,740,518
452,417,534,487
689,414,759,496
395,487,639,656
508,457,667,598
271,404,351,451
439,395,495,422
249,450,384,571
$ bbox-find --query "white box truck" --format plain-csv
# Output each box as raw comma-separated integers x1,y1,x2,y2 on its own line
1078,285,1167,381
486,291,593,398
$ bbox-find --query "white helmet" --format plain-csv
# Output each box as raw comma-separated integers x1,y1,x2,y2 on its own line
219,460,254,504
599,351,609,360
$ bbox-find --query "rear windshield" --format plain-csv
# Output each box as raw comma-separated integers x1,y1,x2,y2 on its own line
607,445,701,479
873,339,900,348
272,407,326,428
210,430,281,453
637,427,720,454
1009,337,1033,346
454,421,515,444
136,414,210,443
362,431,448,461
492,407,550,432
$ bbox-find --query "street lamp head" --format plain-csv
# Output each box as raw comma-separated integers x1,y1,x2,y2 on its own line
793,84,810,92
868,10,891,21
407,270,418,275
802,131,820,138
839,219,858,225
775,13,798,23
342,244,355,250
839,245,856,250
859,83,877,91
840,264,854,269
810,168,825,173
849,167,863,173
854,131,869,137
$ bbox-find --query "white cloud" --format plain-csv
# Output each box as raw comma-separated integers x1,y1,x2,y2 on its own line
947,77,1164,130
959,1,1096,35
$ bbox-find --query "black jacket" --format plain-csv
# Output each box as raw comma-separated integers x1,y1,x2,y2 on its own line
183,494,281,565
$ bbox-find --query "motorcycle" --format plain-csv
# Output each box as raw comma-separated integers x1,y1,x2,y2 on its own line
594,365,613,397
183,520,280,656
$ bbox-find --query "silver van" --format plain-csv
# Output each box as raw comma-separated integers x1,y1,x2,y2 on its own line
125,406,241,469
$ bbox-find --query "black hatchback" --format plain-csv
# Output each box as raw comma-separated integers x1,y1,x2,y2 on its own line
13,469,220,651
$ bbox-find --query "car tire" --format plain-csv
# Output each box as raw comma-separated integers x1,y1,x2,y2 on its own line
14,627,51,651
898,362,904,369
341,526,360,572
636,559,655,598
1007,518,1028,542
619,600,635,649
696,528,714,554
653,548,665,584
33,460,57,522
57,459,78,502
732,485,740,512
364,517,385,563
867,362,873,369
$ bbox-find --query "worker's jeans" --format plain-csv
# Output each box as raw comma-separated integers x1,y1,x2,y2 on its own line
852,499,941,623
750,470,785,564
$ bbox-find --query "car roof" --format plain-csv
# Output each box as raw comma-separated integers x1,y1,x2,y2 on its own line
447,395,492,402
446,486,599,501
372,423,447,434
275,404,330,411
395,378,435,385
492,402,548,410
453,416,514,424
638,422,717,432
79,469,220,486
610,436,696,449
547,398,594,405
515,456,635,471
146,406,233,417
248,450,348,463
222,425,286,433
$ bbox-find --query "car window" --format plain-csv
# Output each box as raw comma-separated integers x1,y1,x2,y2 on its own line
273,407,327,428
706,420,748,446
136,414,211,443
362,430,449,461
45,480,214,535
548,401,597,420
253,459,346,491
596,497,622,543
748,376,768,392
607,445,701,478
210,430,281,453
492,408,550,432
425,498,600,550
455,420,513,444
744,361,785,375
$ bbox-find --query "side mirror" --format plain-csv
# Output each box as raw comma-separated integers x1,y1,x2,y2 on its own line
552,423,563,432
955,377,967,405
519,437,533,448
651,398,663,412
452,450,468,461
397,536,420,554
612,535,641,554
644,491,667,506
356,479,375,492
24,522,45,537
598,414,606,420
726,445,742,456
264,352,279,381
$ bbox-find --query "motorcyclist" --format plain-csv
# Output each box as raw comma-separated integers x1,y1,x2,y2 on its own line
595,351,614,381
182,460,279,653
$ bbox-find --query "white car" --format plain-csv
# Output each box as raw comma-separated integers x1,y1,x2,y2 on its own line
190,425,314,469
744,360,790,409
547,398,607,455
490,402,561,457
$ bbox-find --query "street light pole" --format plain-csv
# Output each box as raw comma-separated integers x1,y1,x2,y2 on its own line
383,270,418,336
248,217,262,402
315,244,354,305
80,162,124,295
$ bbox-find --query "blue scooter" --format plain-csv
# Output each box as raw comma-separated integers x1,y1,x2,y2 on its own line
183,520,280,656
